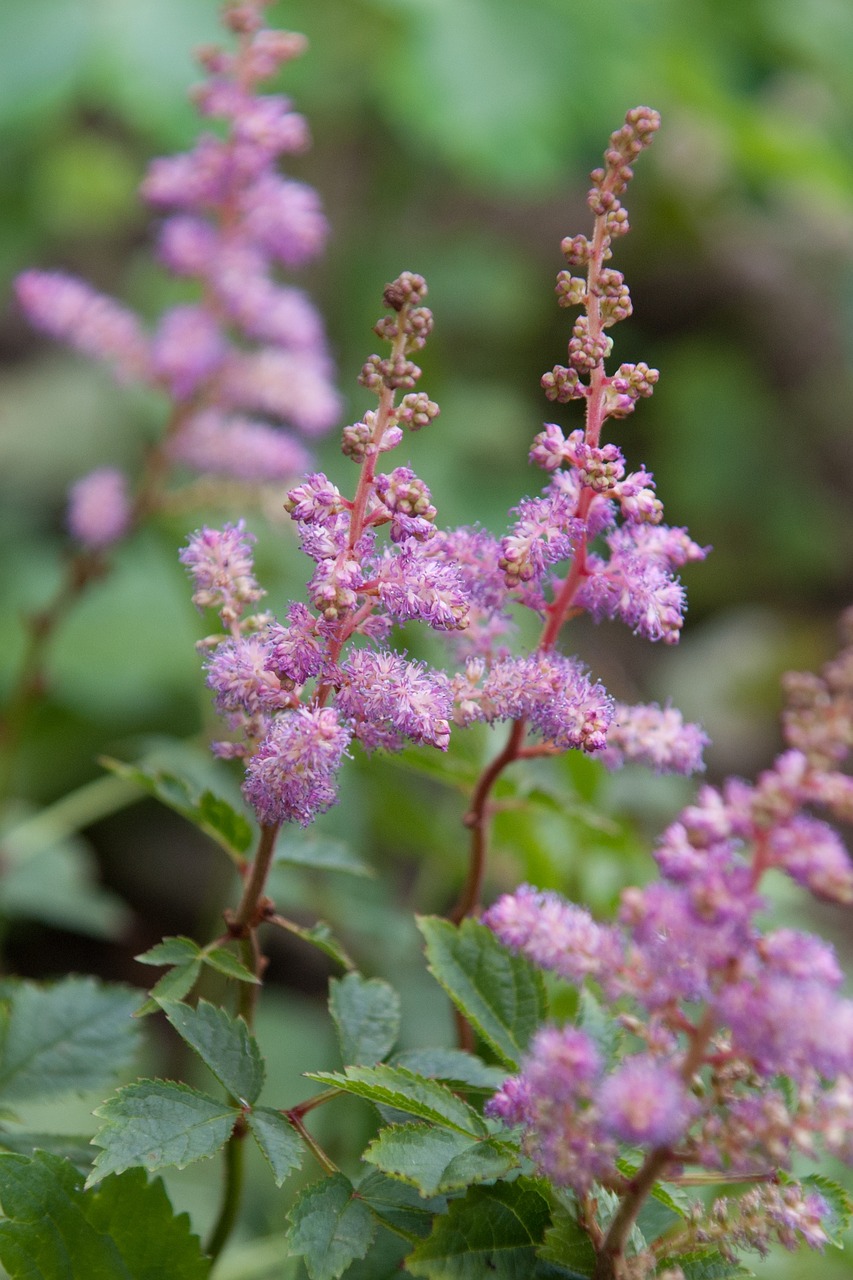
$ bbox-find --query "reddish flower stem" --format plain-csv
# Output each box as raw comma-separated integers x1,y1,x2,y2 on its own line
449,195,614,924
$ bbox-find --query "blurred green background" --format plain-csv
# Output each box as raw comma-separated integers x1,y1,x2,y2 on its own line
1,0,852,1273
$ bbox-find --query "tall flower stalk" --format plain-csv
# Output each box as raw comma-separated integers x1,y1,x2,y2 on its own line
446,108,708,920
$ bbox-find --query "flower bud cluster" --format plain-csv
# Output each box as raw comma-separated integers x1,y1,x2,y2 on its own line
483,619,853,1268
16,0,339,551
488,110,706,658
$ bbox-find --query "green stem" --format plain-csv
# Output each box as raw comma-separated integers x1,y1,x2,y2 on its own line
206,1117,247,1264
206,822,280,1267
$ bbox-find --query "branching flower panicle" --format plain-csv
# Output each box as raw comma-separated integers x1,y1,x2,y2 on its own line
183,272,465,827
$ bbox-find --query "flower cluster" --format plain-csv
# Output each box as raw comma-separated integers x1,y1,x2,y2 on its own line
16,0,338,550
180,108,717,838
182,273,464,826
483,614,853,1267
441,108,709,775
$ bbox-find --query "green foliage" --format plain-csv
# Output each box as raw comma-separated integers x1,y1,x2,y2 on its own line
0,1151,209,1279
0,977,140,1105
287,1173,377,1280
406,1178,566,1279
364,1123,519,1198
273,918,356,971
328,972,401,1067
355,1169,447,1241
135,938,260,1015
89,1080,239,1183
417,916,547,1069
101,758,253,861
306,1064,488,1137
788,1173,852,1247
246,1109,304,1188
576,988,623,1069
537,1197,598,1277
159,1000,265,1104
657,1252,751,1280
389,1047,506,1092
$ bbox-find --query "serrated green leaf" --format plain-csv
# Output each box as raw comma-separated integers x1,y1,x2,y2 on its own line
201,947,261,983
247,1108,303,1187
406,1178,557,1278
287,1173,376,1280
329,973,401,1067
136,936,202,966
88,1080,239,1183
356,1168,447,1241
306,1065,487,1137
276,834,374,877
418,917,546,1069
276,918,356,970
0,978,141,1104
159,1000,265,1104
576,988,622,1068
0,1151,209,1279
364,1123,519,1197
137,961,202,1015
390,1048,507,1092
100,759,252,859
537,1196,597,1277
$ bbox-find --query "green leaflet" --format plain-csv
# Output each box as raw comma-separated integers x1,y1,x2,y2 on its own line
247,1109,304,1187
306,1064,487,1137
101,758,253,859
159,1000,265,1104
417,916,546,1069
88,1080,239,1184
407,1179,568,1279
364,1122,519,1197
329,972,401,1067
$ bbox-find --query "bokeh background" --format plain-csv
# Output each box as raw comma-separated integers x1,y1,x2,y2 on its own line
1,0,852,1275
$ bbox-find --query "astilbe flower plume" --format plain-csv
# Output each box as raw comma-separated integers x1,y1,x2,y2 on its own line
182,272,469,828
15,0,339,552
483,614,853,1274
439,107,709,937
